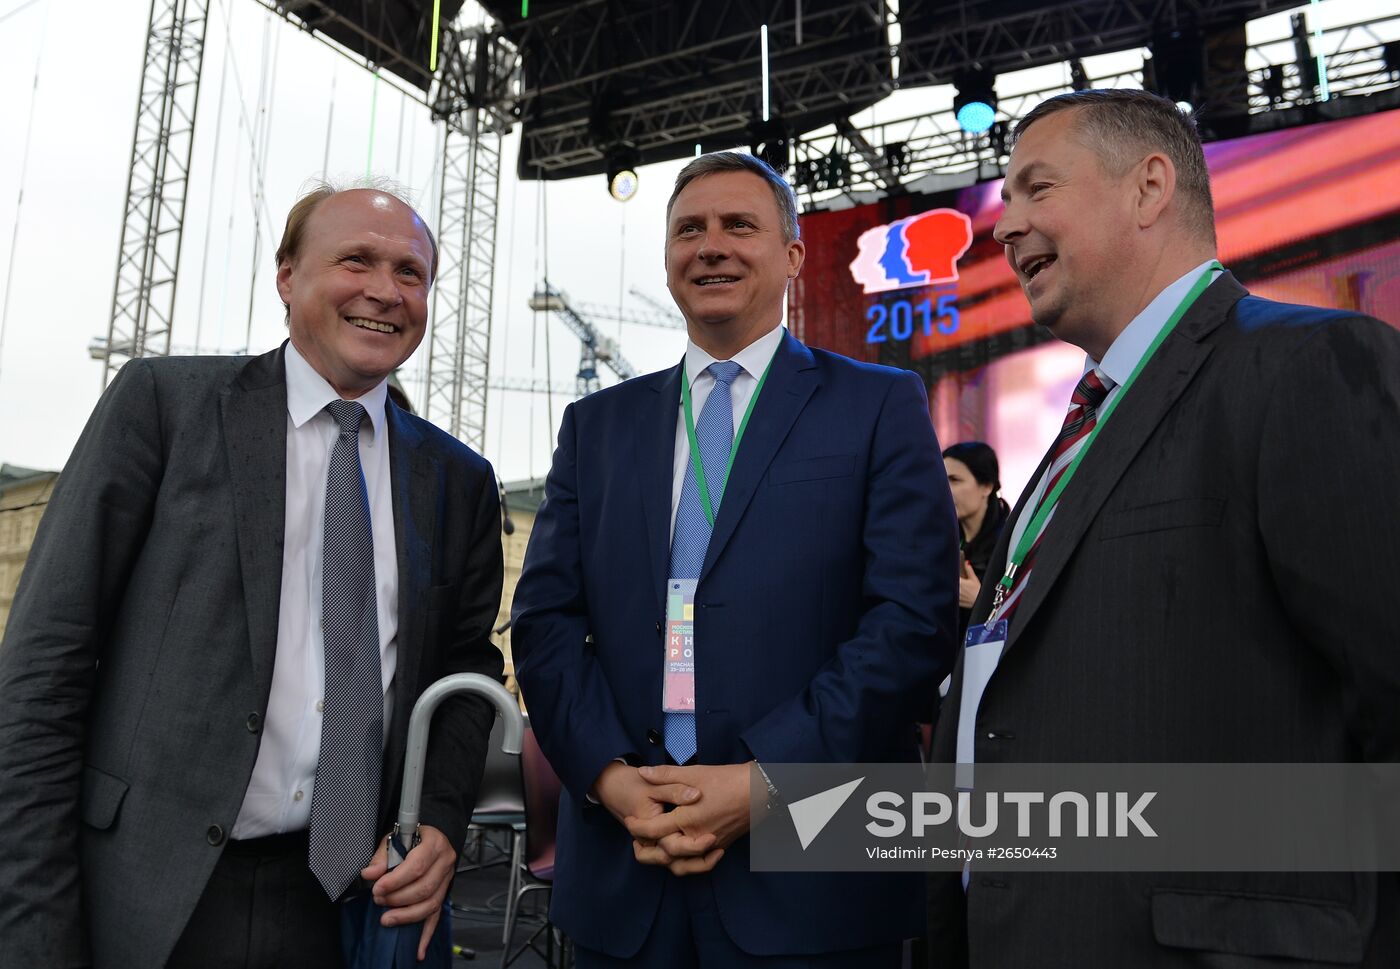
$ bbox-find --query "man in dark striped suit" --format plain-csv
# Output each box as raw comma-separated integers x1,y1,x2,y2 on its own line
930,89,1400,967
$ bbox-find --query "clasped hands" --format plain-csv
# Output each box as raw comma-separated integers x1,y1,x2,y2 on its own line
592,760,757,876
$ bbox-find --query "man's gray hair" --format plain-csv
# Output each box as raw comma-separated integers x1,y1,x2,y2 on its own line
1014,89,1216,243
667,152,801,242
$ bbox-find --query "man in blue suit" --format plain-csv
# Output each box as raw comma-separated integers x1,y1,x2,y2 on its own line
511,151,959,967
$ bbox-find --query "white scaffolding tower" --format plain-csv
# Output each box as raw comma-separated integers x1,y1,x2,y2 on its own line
101,0,209,384
423,27,518,451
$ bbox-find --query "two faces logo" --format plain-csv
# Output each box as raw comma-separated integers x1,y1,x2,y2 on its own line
849,209,975,295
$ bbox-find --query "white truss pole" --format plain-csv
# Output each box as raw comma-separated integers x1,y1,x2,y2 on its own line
426,109,499,450
425,28,516,451
103,0,209,384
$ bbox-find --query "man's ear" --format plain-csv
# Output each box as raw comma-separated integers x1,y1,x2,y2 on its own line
787,238,806,278
275,259,294,306
1135,152,1176,230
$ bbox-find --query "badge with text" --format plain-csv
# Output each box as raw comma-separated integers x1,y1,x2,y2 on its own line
956,619,1007,790
663,579,697,712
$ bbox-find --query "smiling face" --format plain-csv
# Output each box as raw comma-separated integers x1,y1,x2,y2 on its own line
276,189,433,398
665,170,805,357
993,108,1141,355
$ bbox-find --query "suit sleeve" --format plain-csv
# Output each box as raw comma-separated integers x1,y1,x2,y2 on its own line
417,460,506,852
510,403,636,802
742,370,961,766
0,360,165,969
1256,315,1400,761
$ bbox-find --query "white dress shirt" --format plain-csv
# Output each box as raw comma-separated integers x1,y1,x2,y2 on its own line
231,342,400,839
669,325,785,540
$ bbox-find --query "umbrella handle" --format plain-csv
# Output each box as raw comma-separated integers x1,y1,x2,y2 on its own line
394,673,524,845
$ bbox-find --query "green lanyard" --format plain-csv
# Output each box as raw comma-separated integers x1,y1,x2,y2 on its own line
993,261,1224,608
680,356,774,527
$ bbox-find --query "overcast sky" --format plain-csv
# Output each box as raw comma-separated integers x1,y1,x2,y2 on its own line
0,0,1385,482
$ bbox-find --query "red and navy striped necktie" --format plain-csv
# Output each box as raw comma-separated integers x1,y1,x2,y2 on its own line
996,368,1114,626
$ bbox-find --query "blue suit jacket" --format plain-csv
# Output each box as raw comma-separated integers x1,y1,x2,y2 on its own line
511,330,959,957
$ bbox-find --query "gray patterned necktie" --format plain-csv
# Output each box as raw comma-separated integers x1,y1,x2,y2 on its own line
308,399,384,900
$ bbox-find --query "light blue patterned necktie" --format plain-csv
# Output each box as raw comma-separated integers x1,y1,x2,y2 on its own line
665,360,743,764
308,399,384,899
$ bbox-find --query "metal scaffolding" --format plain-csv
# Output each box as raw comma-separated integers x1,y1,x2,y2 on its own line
422,26,519,451
101,0,209,384
790,11,1400,209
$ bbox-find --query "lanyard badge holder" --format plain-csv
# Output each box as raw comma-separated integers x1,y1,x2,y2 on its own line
661,357,774,714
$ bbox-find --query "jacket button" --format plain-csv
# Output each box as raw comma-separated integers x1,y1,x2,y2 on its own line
207,824,226,846
646,728,662,746
246,713,262,733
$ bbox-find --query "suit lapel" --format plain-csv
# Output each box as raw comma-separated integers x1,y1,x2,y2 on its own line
969,449,1051,629
999,273,1247,656
383,402,436,811
700,331,818,582
637,364,682,616
220,345,289,705
936,446,1053,759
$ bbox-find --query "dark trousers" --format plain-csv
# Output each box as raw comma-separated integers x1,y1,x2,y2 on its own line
166,831,342,969
572,870,902,969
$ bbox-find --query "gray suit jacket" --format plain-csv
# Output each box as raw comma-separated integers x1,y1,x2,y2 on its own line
928,274,1400,967
0,345,504,969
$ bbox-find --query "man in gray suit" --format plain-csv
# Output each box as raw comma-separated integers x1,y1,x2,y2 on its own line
0,183,504,968
929,90,1400,965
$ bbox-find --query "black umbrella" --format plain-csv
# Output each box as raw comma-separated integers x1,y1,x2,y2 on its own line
341,673,524,968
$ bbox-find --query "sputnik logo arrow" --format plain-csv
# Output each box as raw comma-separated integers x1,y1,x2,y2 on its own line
787,777,864,850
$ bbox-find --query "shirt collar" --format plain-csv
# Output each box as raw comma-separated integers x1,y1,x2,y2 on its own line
682,324,785,390
284,340,389,442
1090,259,1221,385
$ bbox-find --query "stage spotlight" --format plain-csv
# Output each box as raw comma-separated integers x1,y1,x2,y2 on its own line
1069,58,1090,92
749,117,792,173
953,71,997,134
605,145,640,202
1261,64,1285,105
1290,13,1320,93
883,141,911,176
989,120,1008,159
1148,28,1205,110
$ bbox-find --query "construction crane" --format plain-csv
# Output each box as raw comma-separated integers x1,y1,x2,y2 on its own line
625,287,685,324
567,288,686,331
528,282,640,396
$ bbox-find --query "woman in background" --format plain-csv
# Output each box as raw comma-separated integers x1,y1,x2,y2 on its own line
943,442,1010,639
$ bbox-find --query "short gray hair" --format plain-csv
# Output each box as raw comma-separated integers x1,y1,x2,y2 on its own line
1014,89,1215,243
667,152,801,242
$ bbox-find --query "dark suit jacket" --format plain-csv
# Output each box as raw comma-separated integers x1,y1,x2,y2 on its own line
928,274,1400,967
511,330,960,958
0,345,505,969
